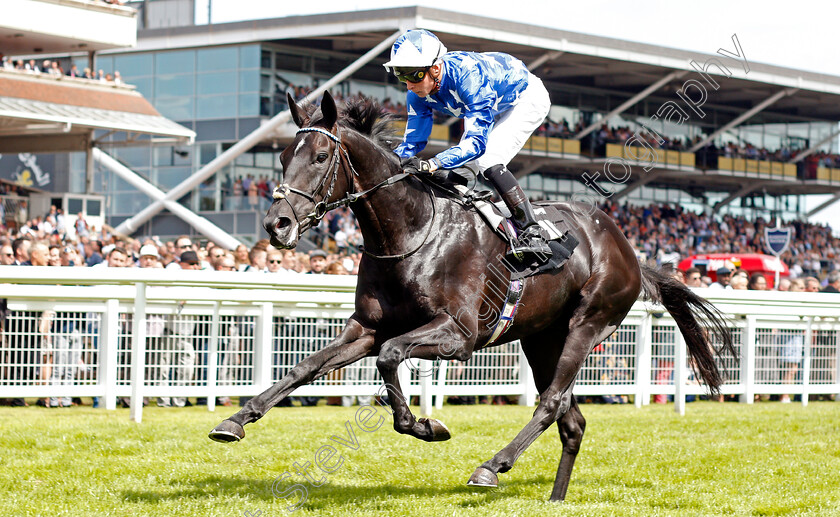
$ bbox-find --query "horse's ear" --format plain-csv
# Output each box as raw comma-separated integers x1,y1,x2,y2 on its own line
287,92,308,128
320,90,337,129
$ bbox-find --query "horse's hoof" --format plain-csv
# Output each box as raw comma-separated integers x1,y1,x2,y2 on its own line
419,417,451,441
208,420,244,443
467,467,498,488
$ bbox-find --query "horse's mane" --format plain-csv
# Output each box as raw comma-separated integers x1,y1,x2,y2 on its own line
302,95,398,152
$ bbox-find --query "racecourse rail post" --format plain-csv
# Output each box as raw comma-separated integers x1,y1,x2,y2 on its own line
836,327,840,402
674,327,687,416
206,301,221,412
739,316,757,404
634,313,653,408
802,317,813,407
100,298,120,411
129,282,148,423
434,360,449,410
254,302,273,394
518,346,537,406
420,360,433,416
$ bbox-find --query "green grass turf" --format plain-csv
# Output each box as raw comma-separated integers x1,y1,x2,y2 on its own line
2,401,839,516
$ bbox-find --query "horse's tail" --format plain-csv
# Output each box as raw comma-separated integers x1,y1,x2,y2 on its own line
640,265,736,394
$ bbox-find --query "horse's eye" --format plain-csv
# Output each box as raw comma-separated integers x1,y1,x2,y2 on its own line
316,152,328,163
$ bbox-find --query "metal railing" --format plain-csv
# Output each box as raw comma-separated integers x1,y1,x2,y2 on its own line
1,267,838,421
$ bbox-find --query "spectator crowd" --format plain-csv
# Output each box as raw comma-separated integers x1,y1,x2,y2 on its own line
1,54,124,86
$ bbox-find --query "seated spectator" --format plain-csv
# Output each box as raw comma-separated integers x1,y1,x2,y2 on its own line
308,250,327,275
709,267,731,289
748,273,767,291
730,275,748,290
820,272,840,293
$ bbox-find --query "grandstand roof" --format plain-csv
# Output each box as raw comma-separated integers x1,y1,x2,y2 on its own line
0,71,195,153
1,0,137,55
134,6,840,123
126,6,840,200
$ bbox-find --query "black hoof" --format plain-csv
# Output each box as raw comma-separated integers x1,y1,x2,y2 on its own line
418,417,451,441
209,419,244,443
467,466,498,487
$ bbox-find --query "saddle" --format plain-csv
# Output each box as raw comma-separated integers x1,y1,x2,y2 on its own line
426,172,578,281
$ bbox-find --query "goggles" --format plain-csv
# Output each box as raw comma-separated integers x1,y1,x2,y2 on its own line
393,67,428,83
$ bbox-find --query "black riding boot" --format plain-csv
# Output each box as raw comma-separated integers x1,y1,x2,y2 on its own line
483,164,552,262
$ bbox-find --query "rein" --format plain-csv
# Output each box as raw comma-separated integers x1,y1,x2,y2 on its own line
272,126,436,260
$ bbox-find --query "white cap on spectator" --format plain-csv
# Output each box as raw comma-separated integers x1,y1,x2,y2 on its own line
139,244,160,259
102,244,115,256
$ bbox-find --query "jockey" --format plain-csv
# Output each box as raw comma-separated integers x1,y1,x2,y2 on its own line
385,29,552,262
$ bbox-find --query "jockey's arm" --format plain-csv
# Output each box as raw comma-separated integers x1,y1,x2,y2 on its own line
394,93,434,160
432,91,496,170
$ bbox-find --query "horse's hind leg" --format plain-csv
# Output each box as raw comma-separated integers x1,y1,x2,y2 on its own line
551,397,585,501
468,295,619,493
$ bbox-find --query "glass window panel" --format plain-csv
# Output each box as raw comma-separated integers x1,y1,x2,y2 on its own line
173,146,193,166
543,176,558,192
154,167,191,190
109,174,135,192
114,146,150,168
239,94,259,117
69,151,86,173
197,72,236,95
95,56,114,75
255,152,273,168
111,192,149,215
196,95,237,119
260,50,272,69
114,53,153,76
235,153,254,166
69,169,85,194
274,70,313,89
259,73,271,93
155,97,193,120
67,198,83,214
155,50,195,75
239,70,259,93
154,146,174,167
275,52,307,72
197,47,238,72
240,45,260,69
86,199,102,216
130,77,153,98
200,143,218,166
155,74,194,98
557,179,572,193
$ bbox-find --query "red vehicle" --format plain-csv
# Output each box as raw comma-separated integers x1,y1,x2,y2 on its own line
678,253,789,288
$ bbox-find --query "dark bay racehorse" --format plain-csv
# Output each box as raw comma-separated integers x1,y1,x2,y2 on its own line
210,91,734,501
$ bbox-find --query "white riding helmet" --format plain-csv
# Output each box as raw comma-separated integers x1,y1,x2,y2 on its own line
383,29,448,71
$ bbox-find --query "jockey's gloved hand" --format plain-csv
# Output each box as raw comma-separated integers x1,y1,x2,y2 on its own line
400,156,439,176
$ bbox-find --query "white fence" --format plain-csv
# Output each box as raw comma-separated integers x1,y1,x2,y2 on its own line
1,267,838,421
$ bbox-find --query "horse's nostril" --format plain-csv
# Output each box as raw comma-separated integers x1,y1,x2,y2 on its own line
275,218,292,231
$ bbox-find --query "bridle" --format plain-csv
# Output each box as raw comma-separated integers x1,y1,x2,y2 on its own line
271,125,436,260
272,126,357,224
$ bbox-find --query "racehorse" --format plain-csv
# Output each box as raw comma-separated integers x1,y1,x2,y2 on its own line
210,91,735,502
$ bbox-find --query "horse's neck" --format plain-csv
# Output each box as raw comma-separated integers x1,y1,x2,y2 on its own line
345,132,432,256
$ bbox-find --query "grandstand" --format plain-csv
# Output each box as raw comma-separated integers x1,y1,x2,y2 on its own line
1,3,840,270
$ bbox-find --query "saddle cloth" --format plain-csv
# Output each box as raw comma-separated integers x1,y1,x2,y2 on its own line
452,184,579,281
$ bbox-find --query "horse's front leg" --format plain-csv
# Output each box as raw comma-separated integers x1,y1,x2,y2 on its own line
376,314,475,442
209,317,375,442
